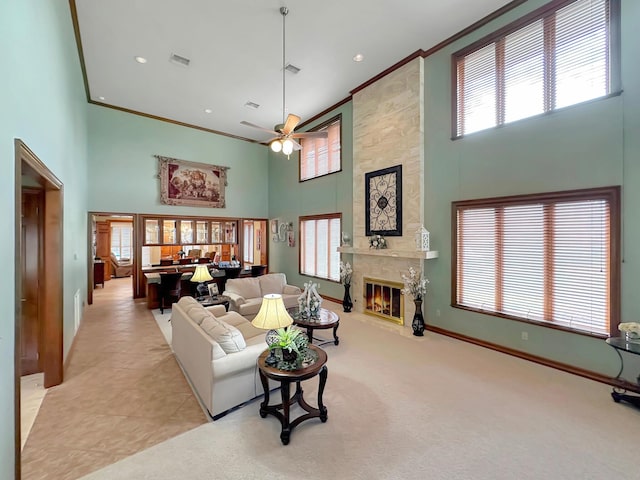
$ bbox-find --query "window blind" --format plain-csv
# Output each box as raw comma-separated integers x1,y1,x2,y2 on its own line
300,214,341,281
300,117,341,181
454,0,616,137
454,187,619,337
111,222,133,260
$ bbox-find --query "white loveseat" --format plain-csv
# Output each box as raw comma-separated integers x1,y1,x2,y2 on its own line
223,273,301,320
171,296,272,419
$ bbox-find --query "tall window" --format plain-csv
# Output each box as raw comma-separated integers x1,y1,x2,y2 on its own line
299,115,342,181
111,222,133,260
300,213,341,282
453,0,620,137
453,187,620,337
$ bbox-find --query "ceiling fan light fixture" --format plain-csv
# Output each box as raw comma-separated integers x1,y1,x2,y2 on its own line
270,140,283,153
282,139,294,155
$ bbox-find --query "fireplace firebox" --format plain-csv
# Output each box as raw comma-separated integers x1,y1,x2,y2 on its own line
363,277,404,325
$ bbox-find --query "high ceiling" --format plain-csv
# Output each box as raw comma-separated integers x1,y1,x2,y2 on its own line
73,0,515,144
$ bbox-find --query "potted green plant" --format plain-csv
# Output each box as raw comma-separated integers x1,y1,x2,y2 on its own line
268,327,308,363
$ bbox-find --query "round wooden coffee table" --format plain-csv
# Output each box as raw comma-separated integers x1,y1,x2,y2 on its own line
257,345,328,445
288,307,340,346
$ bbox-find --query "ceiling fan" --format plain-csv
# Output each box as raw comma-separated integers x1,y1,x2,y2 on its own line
241,7,327,156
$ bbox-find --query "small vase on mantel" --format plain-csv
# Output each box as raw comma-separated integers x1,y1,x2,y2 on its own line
412,298,425,336
343,284,353,312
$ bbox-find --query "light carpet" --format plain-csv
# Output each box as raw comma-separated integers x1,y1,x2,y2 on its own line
151,308,173,345
83,301,640,480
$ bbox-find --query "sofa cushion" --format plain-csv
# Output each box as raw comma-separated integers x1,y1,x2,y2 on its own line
233,321,266,341
200,317,246,353
259,273,286,295
226,277,261,299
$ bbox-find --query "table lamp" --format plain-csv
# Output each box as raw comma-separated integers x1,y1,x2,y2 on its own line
251,294,293,367
190,265,213,300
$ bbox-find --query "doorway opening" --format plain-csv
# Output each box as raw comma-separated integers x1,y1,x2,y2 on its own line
242,219,268,274
14,139,64,478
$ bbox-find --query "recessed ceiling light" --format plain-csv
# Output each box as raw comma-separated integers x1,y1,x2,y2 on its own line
134,56,148,64
98,96,105,101
353,53,364,62
204,108,213,114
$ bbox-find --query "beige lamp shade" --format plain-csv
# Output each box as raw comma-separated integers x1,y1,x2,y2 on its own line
251,294,293,330
190,265,213,283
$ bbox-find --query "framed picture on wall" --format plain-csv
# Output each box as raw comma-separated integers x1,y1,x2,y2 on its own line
156,155,229,208
365,165,402,236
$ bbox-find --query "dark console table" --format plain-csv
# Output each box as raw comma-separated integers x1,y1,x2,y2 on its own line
605,336,640,408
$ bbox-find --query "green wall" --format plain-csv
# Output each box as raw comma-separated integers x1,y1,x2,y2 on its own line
0,0,89,477
2,1,638,478
423,0,640,380
87,106,269,217
268,103,353,300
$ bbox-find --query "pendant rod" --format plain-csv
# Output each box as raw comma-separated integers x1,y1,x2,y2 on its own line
280,7,288,126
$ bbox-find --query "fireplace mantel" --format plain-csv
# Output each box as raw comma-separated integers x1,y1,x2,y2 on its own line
337,247,438,259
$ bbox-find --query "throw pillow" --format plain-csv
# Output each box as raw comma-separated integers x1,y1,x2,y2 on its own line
190,309,212,326
200,317,246,353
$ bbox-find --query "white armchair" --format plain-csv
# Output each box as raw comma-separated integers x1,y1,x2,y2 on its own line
223,273,301,320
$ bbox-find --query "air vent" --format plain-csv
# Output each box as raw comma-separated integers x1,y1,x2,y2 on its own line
285,63,300,74
169,53,190,67
244,101,260,109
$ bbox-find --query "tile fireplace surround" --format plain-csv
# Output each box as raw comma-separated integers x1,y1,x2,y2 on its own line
344,57,434,328
338,247,435,327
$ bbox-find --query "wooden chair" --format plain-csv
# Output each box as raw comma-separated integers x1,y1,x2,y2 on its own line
224,267,242,279
159,272,183,314
251,265,267,277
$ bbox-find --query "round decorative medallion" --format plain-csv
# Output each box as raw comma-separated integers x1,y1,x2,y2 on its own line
377,196,389,210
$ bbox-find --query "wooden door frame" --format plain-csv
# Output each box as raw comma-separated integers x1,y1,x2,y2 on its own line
14,139,63,479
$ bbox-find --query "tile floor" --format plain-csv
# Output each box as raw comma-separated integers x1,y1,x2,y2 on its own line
21,373,46,450
20,277,207,480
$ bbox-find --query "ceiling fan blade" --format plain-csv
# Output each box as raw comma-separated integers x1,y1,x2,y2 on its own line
282,114,301,135
291,131,328,139
240,120,278,135
292,139,303,151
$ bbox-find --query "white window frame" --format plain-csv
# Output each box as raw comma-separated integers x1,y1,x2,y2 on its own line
299,213,341,282
452,0,620,138
452,186,620,337
299,115,342,182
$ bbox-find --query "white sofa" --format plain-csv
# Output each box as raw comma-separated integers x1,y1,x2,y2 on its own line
171,296,273,419
223,273,301,320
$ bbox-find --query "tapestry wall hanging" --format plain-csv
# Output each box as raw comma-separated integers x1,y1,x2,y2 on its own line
156,155,229,208
365,165,402,236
